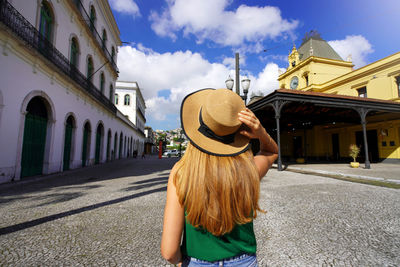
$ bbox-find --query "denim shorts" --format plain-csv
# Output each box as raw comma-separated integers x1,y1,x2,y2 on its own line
182,253,258,267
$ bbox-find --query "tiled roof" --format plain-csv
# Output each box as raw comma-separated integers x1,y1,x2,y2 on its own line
276,89,400,105
298,38,343,61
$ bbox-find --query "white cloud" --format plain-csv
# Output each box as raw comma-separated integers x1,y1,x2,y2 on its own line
222,57,235,69
249,63,285,96
117,44,281,122
328,35,374,68
149,0,298,47
109,0,141,17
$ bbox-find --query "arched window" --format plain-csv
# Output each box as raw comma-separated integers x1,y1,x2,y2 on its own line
115,94,119,105
70,37,79,68
396,76,400,97
39,1,53,41
100,73,105,94
109,85,113,101
89,5,96,32
102,29,107,50
87,57,94,81
111,46,115,64
124,94,130,105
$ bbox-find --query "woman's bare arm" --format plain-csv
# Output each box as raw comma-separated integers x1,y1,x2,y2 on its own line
161,164,184,264
238,108,278,178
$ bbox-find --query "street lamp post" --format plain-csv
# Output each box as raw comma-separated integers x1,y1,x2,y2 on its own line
225,53,250,104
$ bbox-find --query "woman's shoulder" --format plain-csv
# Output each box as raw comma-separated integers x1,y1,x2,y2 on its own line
169,161,181,178
172,161,181,172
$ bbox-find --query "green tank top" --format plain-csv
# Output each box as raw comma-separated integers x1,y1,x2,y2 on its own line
181,218,257,262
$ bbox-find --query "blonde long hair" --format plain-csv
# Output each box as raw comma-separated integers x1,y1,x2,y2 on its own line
173,142,263,236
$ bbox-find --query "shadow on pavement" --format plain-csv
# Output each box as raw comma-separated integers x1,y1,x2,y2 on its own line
122,177,168,192
26,192,85,208
0,157,177,204
131,177,168,185
0,185,167,236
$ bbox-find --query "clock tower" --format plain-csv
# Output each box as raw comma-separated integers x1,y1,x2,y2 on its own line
278,31,354,91
288,44,300,70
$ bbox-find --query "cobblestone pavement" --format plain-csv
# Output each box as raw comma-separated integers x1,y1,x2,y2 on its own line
0,156,399,266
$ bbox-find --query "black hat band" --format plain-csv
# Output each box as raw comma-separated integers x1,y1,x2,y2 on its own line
197,108,235,144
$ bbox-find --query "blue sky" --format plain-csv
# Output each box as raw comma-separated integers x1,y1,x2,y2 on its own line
109,0,400,131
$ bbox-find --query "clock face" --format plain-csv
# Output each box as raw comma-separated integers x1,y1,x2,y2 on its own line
290,76,299,89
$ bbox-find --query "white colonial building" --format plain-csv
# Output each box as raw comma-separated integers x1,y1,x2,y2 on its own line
114,81,146,156
115,81,146,131
0,0,145,183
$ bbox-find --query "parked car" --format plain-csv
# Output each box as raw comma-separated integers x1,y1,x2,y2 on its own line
163,149,180,157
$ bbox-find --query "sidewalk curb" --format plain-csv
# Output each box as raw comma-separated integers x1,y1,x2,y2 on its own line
272,164,400,187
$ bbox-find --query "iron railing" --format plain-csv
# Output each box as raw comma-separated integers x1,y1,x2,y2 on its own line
0,0,117,113
72,0,118,72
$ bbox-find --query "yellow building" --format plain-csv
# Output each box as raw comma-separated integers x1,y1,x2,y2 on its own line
249,33,400,169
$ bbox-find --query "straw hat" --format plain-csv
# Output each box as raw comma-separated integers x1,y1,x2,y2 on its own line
180,88,250,156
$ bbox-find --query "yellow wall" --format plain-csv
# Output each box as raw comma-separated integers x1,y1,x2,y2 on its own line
322,59,400,101
280,119,400,160
276,51,400,161
279,50,400,101
279,59,353,89
278,45,353,90
309,61,353,86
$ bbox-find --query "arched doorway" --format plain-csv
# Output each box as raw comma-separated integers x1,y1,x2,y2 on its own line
130,136,133,157
106,129,111,162
21,97,48,177
113,132,118,160
63,115,75,171
119,132,123,159
82,121,91,167
95,123,104,164
124,136,127,157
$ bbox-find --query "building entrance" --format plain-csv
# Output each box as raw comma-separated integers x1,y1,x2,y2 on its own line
63,116,74,171
21,97,48,177
82,122,91,166
95,124,103,164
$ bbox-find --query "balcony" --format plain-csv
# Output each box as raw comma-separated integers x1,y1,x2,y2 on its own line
0,0,117,113
72,0,118,73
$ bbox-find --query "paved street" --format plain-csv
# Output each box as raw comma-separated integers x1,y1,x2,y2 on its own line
0,156,399,266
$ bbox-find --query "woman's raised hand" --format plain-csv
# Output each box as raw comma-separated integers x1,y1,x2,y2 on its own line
238,108,266,139
238,108,278,178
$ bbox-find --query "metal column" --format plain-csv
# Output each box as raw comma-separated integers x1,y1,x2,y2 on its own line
356,107,371,169
272,100,288,171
